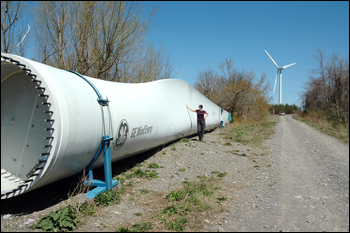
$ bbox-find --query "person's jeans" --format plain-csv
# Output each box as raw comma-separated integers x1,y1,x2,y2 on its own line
197,121,206,141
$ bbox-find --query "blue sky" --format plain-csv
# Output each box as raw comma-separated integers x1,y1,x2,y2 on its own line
11,1,349,106
143,1,349,106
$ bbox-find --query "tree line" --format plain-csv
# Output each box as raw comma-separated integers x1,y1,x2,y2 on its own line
194,59,271,122
301,48,349,125
1,1,177,82
269,104,300,114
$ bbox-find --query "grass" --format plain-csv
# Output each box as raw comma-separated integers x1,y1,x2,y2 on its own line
217,196,227,201
94,190,121,206
178,168,186,172
125,169,159,179
157,177,223,231
211,171,227,178
222,115,278,147
139,189,150,194
180,138,189,143
115,222,153,232
134,213,142,217
293,115,349,144
148,163,160,168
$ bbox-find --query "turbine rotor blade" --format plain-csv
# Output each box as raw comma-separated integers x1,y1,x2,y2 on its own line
273,72,278,94
282,63,296,69
265,50,279,68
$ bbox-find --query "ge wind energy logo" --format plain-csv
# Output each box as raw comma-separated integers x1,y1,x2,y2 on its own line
115,119,128,150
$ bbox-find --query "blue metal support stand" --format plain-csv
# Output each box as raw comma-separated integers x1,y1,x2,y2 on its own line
83,135,119,199
65,70,119,199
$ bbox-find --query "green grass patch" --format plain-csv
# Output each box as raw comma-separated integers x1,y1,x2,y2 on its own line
222,116,278,146
94,190,121,206
148,163,160,168
79,201,96,216
139,189,150,194
178,168,186,172
125,169,159,179
135,163,142,167
224,142,232,146
180,138,189,143
134,213,142,217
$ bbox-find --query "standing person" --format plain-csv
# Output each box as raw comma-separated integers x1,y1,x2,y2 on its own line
186,104,209,141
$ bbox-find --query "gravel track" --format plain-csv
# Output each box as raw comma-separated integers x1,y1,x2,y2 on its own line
1,115,349,232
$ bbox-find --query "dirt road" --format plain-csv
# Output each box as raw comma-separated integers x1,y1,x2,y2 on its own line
213,115,349,232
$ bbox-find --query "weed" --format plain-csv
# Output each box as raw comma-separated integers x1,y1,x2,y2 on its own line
247,149,250,151
139,189,150,194
170,175,174,178
224,142,232,146
135,163,142,167
148,163,160,168
217,172,227,177
167,217,188,231
115,226,136,232
132,222,153,231
254,165,260,168
134,213,142,217
125,169,159,179
31,205,79,232
178,168,186,172
235,150,240,152
180,138,189,143
171,147,176,151
79,200,96,216
200,153,204,155
253,160,257,162
238,153,247,156
197,175,206,179
211,171,227,177
94,190,120,206
162,151,166,155
126,181,133,186
217,196,228,201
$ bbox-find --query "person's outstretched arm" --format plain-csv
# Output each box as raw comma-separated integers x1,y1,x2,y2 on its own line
186,104,196,112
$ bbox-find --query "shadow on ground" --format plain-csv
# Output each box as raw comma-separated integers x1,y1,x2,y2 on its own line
1,130,216,216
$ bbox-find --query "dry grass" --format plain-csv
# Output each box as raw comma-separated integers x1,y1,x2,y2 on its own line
113,176,229,232
293,115,349,144
221,115,278,147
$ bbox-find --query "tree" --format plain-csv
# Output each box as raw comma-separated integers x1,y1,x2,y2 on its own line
1,1,30,56
33,1,175,82
301,49,349,123
194,59,271,121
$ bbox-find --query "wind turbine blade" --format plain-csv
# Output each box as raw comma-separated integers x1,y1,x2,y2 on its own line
282,63,296,69
265,50,279,68
273,72,278,94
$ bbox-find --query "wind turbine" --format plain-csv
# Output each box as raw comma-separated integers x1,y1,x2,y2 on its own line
265,50,296,104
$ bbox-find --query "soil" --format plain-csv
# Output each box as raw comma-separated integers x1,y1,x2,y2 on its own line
1,115,349,232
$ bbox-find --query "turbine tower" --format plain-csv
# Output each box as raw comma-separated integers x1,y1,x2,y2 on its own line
265,50,296,104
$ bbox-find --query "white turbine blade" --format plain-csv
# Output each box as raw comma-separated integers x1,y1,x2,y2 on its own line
265,50,279,68
273,72,278,93
282,63,296,69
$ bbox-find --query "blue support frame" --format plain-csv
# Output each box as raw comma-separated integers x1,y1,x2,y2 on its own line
83,136,119,199
65,70,119,199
